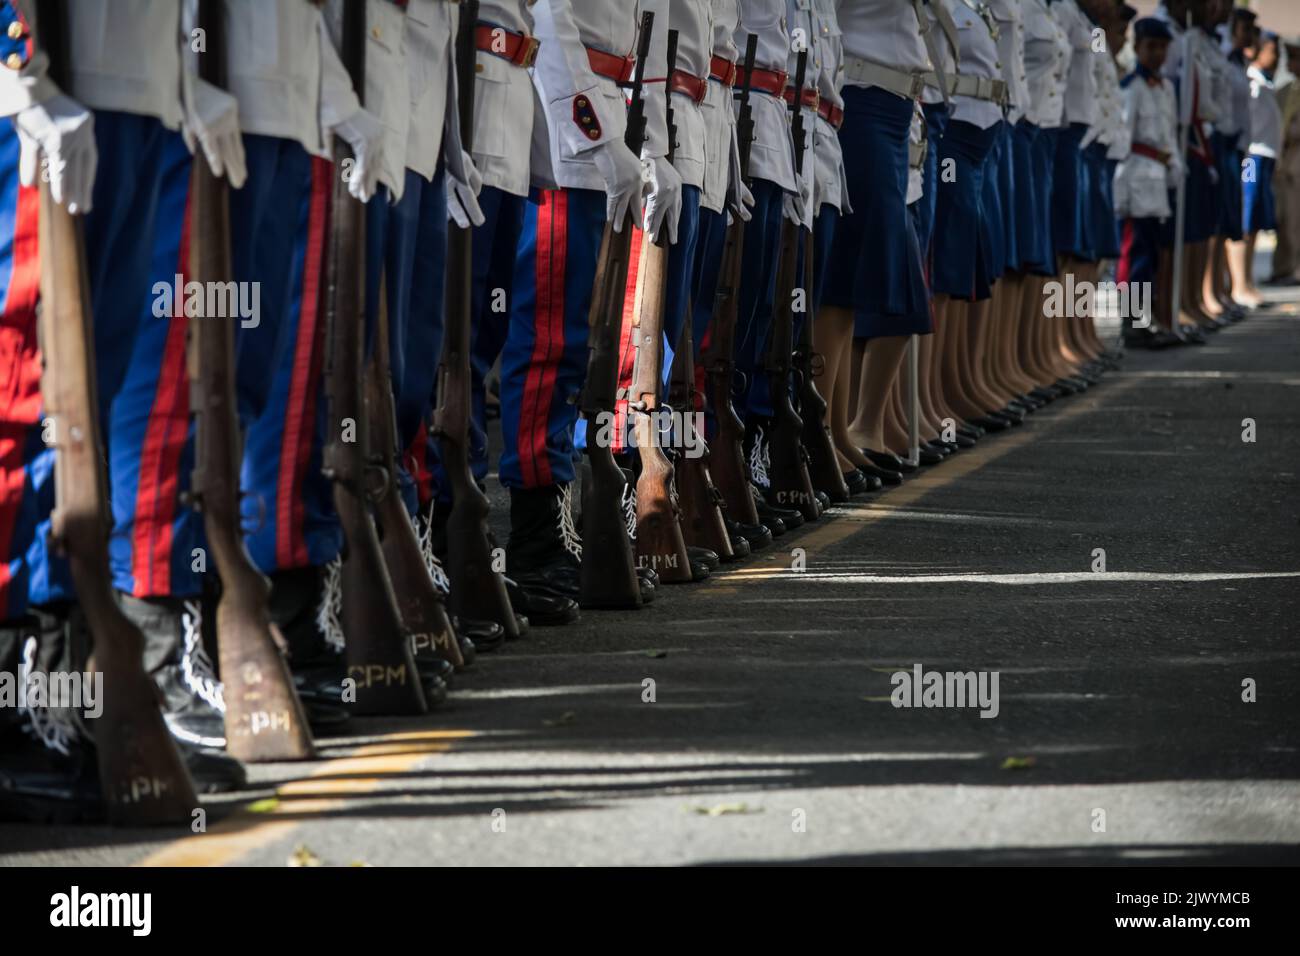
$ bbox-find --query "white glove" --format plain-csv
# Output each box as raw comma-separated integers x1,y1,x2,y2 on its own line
592,140,647,231
643,156,682,244
727,175,754,223
182,78,247,189
447,149,485,228
15,95,97,214
332,108,385,203
1206,161,1219,186
781,171,813,227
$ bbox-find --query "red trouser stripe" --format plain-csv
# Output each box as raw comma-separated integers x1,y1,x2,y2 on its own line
519,190,567,488
276,157,331,569
130,197,194,596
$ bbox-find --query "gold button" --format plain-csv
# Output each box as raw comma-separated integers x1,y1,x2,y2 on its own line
371,26,380,40
5,52,22,70
7,20,24,40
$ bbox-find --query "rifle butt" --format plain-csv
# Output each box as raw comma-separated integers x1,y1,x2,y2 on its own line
443,480,520,638
800,382,849,501
578,453,642,608
335,494,428,716
633,445,693,584
767,408,821,522
375,484,464,669
215,582,316,761
675,453,734,559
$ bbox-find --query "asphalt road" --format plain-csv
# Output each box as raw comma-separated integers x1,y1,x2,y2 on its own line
2,297,1298,867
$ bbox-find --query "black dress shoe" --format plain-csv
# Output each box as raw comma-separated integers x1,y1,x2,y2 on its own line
1175,324,1207,345
970,415,1010,432
843,469,868,494
454,616,504,653
814,490,831,512
916,445,946,465
504,571,581,625
180,743,248,795
957,423,985,439
726,515,772,550
1052,378,1083,395
862,447,913,474
457,634,477,667
758,496,803,532
927,439,958,455
687,545,720,573
995,406,1025,425
725,532,750,561
1028,386,1058,402
857,460,903,486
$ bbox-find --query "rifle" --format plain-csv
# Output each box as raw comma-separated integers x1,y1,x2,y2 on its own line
188,0,315,759
577,10,654,610
763,48,820,522
34,0,198,822
322,0,426,715
629,28,692,583
795,229,849,501
433,0,520,636
700,35,762,530
366,269,462,668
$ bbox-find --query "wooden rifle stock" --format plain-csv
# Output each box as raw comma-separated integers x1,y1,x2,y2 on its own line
668,307,732,559
630,28,691,582
34,0,198,822
187,0,315,759
432,0,519,635
365,275,462,666
322,0,425,714
700,35,760,527
763,49,819,521
576,10,655,609
795,230,849,500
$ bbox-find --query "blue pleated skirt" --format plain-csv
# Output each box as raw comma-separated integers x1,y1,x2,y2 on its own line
1243,155,1277,232
1085,143,1120,260
825,85,932,337
916,101,950,267
997,121,1019,273
932,118,999,301
1213,132,1244,241
1028,123,1058,275
982,122,1008,280
1052,122,1090,260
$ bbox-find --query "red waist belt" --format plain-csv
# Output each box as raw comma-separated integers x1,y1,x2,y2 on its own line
474,23,539,68
709,55,737,86
669,68,708,103
782,85,820,111
818,98,844,129
1131,142,1170,166
587,44,637,85
734,65,788,97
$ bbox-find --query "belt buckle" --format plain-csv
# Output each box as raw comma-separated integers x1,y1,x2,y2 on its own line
517,36,540,68
909,74,925,99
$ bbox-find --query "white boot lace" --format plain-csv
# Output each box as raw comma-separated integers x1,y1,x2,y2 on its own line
181,600,226,713
415,508,451,595
19,636,75,756
749,425,770,489
558,482,583,561
317,557,346,652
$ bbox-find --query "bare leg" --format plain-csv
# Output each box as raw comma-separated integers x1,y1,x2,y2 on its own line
818,304,870,471
846,335,911,451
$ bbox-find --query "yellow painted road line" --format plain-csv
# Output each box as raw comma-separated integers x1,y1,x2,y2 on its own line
706,380,1137,592
137,729,477,867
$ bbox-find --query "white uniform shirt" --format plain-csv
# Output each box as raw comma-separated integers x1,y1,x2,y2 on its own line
837,0,929,86
921,0,960,107
1247,65,1282,159
1022,0,1068,128
949,0,1002,130
906,100,924,204
643,0,712,189
1102,57,1130,161
1053,0,1095,128
1082,33,1119,152
324,0,409,201
810,0,847,214
699,0,738,212
736,0,795,192
68,0,187,129
1222,51,1253,150
403,0,453,181
472,2,545,196
1113,68,1177,220
532,0,640,193
989,0,1028,125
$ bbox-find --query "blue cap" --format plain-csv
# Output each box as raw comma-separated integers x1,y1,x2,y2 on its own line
1135,17,1174,42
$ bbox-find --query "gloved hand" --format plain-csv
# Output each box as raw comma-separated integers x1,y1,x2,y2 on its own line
331,108,385,202
727,174,754,223
182,78,247,188
643,156,682,244
592,139,647,231
15,94,97,214
782,169,814,227
1167,154,1186,189
1206,161,1219,186
447,149,485,228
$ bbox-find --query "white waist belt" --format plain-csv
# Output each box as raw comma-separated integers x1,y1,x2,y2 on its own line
950,74,1008,104
843,55,925,100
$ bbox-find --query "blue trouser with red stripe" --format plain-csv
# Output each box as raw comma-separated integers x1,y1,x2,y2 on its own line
499,187,605,490
659,184,701,385
238,149,340,574
83,113,204,598
468,185,528,492
0,117,63,618
366,167,447,514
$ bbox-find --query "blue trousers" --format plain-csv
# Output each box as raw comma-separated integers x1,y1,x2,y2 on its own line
689,205,728,355
733,178,784,422
469,185,529,488
661,184,701,384
499,187,606,489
